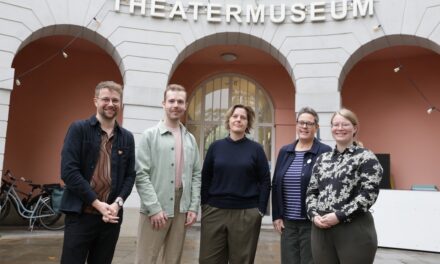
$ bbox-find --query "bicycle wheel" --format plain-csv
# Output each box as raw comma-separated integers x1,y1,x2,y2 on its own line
37,197,65,230
0,196,11,222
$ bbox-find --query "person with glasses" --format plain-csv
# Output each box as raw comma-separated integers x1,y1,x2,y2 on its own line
60,81,136,264
306,108,383,264
272,106,331,264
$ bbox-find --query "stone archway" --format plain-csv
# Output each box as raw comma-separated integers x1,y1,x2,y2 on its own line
340,34,440,91
341,36,440,190
3,34,123,185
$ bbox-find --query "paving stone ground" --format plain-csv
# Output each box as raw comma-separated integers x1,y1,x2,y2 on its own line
0,226,439,263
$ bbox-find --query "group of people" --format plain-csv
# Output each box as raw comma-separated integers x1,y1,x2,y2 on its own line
58,81,383,264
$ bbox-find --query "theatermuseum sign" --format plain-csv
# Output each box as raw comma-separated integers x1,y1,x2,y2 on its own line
114,0,374,24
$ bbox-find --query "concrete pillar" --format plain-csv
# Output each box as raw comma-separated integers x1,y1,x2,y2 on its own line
0,67,14,176
295,76,341,146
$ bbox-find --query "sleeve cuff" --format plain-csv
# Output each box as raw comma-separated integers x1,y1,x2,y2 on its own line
258,206,266,215
85,192,98,205
146,203,162,216
335,211,347,222
189,205,199,213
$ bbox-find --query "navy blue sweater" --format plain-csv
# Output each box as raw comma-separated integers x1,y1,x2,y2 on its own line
201,136,271,214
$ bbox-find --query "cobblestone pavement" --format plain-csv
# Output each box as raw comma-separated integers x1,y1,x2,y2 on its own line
0,227,439,263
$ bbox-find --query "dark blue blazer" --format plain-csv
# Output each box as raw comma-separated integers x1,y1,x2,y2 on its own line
272,138,331,221
60,115,136,214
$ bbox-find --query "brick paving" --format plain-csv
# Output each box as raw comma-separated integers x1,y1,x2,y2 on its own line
1,226,439,263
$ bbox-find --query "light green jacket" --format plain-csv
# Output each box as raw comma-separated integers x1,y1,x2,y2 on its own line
135,121,201,217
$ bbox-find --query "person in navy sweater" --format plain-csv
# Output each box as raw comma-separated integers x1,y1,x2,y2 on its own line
199,104,271,264
272,107,331,264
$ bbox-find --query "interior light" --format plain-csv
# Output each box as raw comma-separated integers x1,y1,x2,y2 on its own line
221,53,238,62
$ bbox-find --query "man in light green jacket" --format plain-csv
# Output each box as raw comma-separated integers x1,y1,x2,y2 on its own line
135,84,201,264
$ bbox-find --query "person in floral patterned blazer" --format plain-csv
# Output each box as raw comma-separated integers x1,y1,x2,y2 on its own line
306,108,383,264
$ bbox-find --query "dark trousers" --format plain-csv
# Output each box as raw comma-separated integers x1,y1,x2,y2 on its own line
199,206,262,264
61,213,121,264
311,212,377,264
281,219,313,264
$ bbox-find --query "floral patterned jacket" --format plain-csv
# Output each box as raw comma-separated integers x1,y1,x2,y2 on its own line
306,144,383,223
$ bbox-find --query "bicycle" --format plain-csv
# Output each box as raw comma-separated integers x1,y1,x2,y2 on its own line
0,170,47,221
1,175,59,216
0,170,65,230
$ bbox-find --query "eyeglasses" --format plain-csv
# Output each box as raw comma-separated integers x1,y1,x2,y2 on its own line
297,121,316,128
331,123,352,128
97,97,120,105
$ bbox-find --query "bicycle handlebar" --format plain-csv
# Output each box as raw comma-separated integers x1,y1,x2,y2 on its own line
20,177,32,183
2,169,62,192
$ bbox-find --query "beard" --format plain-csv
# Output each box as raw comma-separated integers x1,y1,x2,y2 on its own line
98,106,118,120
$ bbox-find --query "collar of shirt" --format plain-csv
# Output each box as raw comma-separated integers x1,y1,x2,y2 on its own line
288,138,321,154
158,120,188,135
225,134,248,143
88,115,120,133
332,143,358,157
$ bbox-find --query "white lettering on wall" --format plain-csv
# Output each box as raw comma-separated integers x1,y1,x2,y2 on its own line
331,0,348,20
291,3,306,23
114,0,121,11
169,1,187,20
188,2,203,21
150,0,166,18
353,0,374,17
130,0,146,15
270,5,285,24
207,4,222,23
226,5,242,23
310,2,326,22
117,0,375,24
246,4,265,24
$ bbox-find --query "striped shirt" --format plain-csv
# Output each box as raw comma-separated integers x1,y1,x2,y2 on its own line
282,151,306,220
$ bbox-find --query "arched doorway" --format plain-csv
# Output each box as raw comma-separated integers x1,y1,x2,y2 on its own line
4,35,123,186
186,73,274,165
169,43,296,166
170,43,296,221
342,45,440,190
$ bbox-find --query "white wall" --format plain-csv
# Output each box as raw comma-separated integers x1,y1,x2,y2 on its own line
372,189,440,252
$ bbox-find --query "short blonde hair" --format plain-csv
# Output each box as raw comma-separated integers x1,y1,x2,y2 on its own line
95,81,123,100
224,104,255,134
164,84,187,101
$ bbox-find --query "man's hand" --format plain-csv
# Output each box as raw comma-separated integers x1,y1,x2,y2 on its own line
92,199,119,224
273,219,285,234
185,211,197,227
109,202,120,216
149,211,168,230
